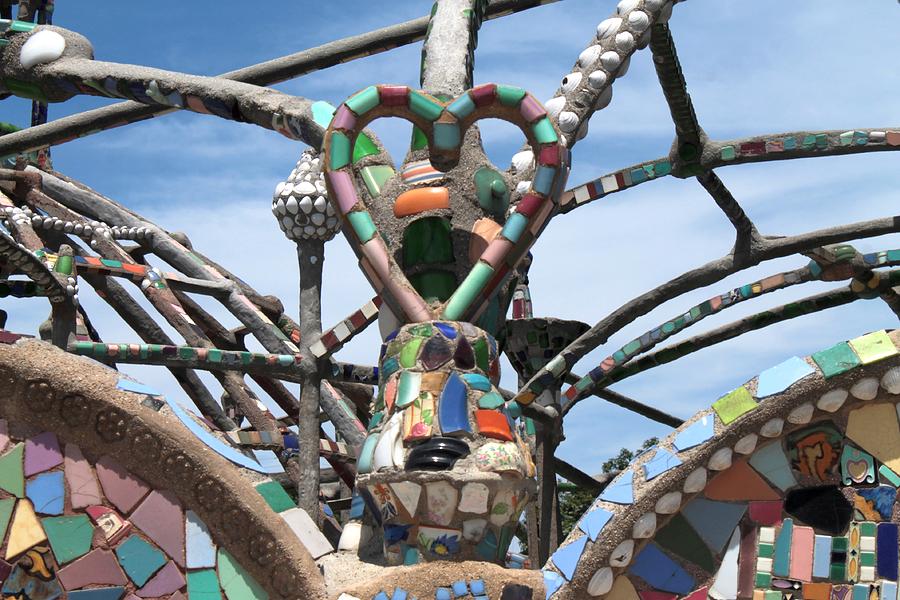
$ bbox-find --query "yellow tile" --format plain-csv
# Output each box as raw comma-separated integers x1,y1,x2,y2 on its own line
607,576,639,600
5,500,47,560
846,404,900,474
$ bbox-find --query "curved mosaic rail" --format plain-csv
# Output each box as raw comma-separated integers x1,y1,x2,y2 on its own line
542,329,900,599
0,339,327,600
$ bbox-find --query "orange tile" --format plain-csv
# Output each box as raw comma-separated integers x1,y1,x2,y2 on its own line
475,409,512,441
469,218,501,262
704,460,780,501
803,583,831,600
384,373,399,413
393,187,450,217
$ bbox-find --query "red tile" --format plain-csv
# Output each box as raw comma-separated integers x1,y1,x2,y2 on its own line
470,84,496,107
379,85,409,107
749,501,783,525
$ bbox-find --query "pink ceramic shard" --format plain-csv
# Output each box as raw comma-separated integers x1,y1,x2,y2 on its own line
136,560,186,597
24,432,63,476
789,525,814,582
130,490,185,566
57,548,128,590
682,587,708,600
64,444,102,508
95,455,150,514
86,505,132,545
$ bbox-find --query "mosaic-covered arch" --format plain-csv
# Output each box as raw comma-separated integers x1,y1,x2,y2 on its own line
0,339,327,600
543,329,900,600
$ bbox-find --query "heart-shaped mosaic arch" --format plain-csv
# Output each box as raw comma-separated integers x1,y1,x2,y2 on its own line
322,84,569,325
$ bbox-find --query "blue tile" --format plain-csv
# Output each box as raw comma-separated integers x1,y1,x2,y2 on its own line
451,581,468,597
813,535,831,578
469,580,485,595
681,498,746,553
756,356,815,398
856,486,896,520
877,523,898,580
749,442,797,491
116,378,162,396
439,373,471,435
599,470,633,504
435,323,457,339
542,569,565,599
67,589,125,600
578,506,613,542
882,582,897,600
628,542,696,595
550,534,588,581
374,593,389,600
853,584,869,600
643,447,682,481
673,415,714,451
392,588,409,600
26,471,64,515
435,589,452,600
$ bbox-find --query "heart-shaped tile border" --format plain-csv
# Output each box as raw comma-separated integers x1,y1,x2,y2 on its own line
323,83,569,324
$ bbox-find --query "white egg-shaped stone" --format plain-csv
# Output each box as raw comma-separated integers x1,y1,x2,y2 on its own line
558,111,579,133
628,10,650,32
615,31,635,52
760,418,784,438
596,17,622,40
817,388,848,412
708,448,733,471
882,368,900,394
609,539,635,566
20,30,66,69
311,212,325,226
588,70,609,90
281,216,294,229
561,73,582,95
544,96,566,118
579,45,603,67
734,434,758,455
617,0,640,14
587,567,614,596
788,402,815,424
601,51,621,71
632,512,656,538
849,377,879,400
595,86,613,109
683,467,707,493
655,491,682,514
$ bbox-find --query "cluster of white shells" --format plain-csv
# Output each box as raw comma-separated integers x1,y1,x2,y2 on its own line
575,364,900,597
271,150,340,242
1,206,149,248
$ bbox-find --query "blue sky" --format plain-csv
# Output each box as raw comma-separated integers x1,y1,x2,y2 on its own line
1,0,899,475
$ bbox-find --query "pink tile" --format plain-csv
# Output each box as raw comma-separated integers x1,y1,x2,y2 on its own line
136,561,186,597
24,432,63,476
130,490,185,566
57,548,127,590
95,455,150,514
0,420,8,453
64,444,102,509
790,525,814,582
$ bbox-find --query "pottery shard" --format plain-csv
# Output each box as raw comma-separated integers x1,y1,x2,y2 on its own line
64,444,102,509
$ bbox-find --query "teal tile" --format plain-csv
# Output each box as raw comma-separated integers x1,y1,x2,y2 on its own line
218,549,268,600
115,534,167,587
772,518,793,577
187,569,222,600
255,481,295,513
812,342,861,378
42,515,93,564
345,86,379,116
749,442,797,491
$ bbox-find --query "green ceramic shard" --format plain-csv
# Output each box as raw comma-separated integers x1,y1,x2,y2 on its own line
712,386,756,425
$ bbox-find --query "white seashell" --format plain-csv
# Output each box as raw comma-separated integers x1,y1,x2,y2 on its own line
280,182,293,197
683,467,707,493
617,0,640,14
19,30,66,69
294,181,316,196
882,368,900,394
788,402,815,424
760,418,784,438
655,491,682,514
311,213,325,226
544,96,566,119
561,72,582,94
558,111,579,133
600,51,621,71
337,594,362,600
516,181,531,194
579,45,603,67
615,31,634,53
511,150,535,173
587,70,609,89
595,86,613,109
734,434,758,455
628,10,650,32
274,181,286,197
281,216,293,230
618,56,632,78
285,197,299,215
637,29,652,49
609,539,635,566
850,378,879,400
632,512,656,538
596,17,622,40
575,120,589,141
708,448,733,471
313,196,327,213
299,196,313,214
587,567,614,596
817,388,848,412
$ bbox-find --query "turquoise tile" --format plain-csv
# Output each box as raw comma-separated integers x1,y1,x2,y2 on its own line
115,534,166,587
42,515,93,564
187,569,222,600
772,518,793,577
218,549,268,600
447,94,475,118
345,86,379,116
812,342,861,378
433,122,460,150
749,442,797,491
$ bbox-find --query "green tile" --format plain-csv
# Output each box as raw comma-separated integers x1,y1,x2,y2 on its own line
410,270,456,303
0,443,24,497
408,91,443,121
255,481,295,514
860,522,877,537
860,551,875,567
402,217,452,267
532,117,558,144
218,549,268,600
400,338,424,369
496,85,526,106
329,131,351,170
410,126,429,151
360,165,394,197
720,146,736,161
812,342,861,378
352,133,379,163
187,569,223,600
654,513,715,572
473,337,490,372
346,211,376,242
442,263,494,320
0,498,14,542
473,167,509,219
42,515,93,564
712,386,757,425
757,543,774,558
755,572,772,588
830,564,846,580
832,536,848,551
345,86,379,116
